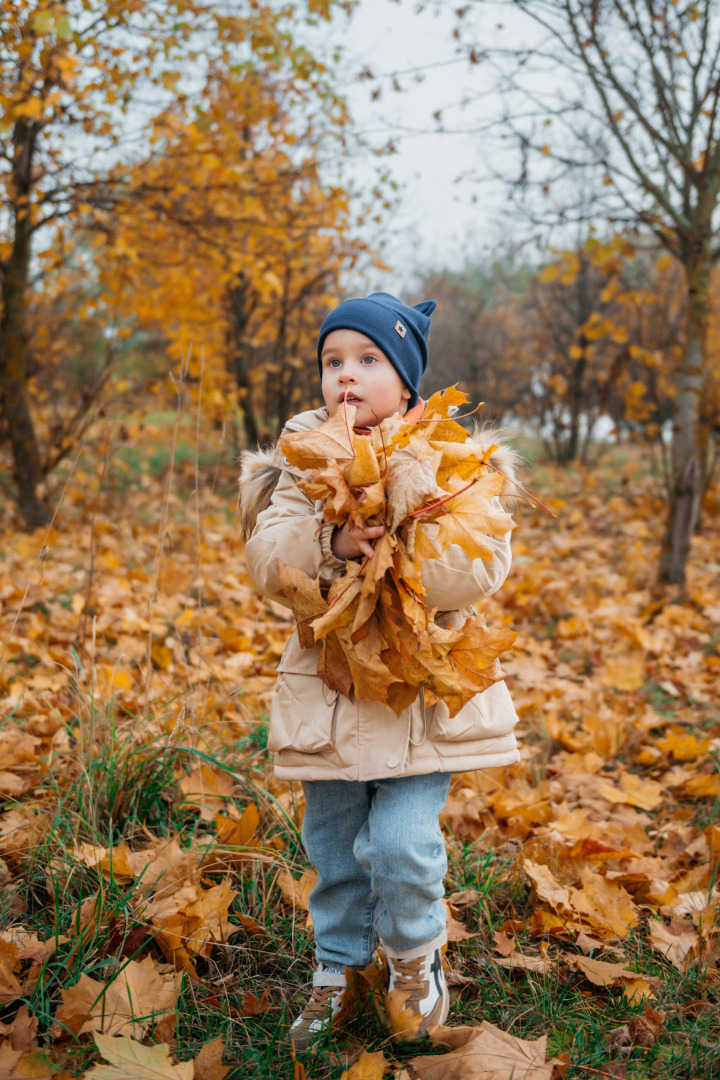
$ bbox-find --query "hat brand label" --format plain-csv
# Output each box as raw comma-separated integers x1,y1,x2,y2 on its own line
394,320,407,338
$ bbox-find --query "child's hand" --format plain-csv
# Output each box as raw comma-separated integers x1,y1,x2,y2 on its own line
331,519,386,560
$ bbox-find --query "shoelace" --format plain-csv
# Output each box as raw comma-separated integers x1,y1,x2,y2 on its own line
390,956,425,995
300,984,338,1021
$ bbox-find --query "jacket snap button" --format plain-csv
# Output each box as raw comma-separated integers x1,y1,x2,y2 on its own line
386,757,398,769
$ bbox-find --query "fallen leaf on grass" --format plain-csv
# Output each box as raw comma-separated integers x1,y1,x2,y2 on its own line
628,1004,666,1046
595,771,666,812
578,867,639,939
493,954,555,974
648,920,699,972
445,970,478,991
85,1033,193,1078
235,912,268,937
180,767,235,821
192,1035,229,1080
599,656,645,692
241,986,271,1016
446,913,480,942
52,955,181,1039
575,931,604,955
142,878,239,975
215,802,259,850
0,926,69,965
492,930,516,957
523,861,574,914
340,1048,390,1079
0,1004,37,1053
523,861,639,940
0,1043,55,1078
276,868,317,911
569,956,657,1002
409,1021,566,1079
0,941,24,1004
447,889,482,912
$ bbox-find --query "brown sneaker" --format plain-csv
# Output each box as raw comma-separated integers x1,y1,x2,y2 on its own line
289,966,359,1052
382,933,450,1042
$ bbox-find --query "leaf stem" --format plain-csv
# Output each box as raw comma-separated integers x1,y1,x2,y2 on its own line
406,479,478,519
415,402,484,423
342,390,357,458
483,461,557,518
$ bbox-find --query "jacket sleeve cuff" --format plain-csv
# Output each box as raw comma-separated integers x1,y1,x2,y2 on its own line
318,521,346,573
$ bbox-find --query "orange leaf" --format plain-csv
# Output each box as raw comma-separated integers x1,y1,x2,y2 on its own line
241,986,271,1016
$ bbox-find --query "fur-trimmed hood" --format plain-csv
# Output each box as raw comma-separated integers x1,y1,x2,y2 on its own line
238,405,523,541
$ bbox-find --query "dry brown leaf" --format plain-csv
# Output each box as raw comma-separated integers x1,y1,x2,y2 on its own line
492,930,516,957
0,926,68,965
0,1042,54,1079
622,978,656,1005
494,954,555,974
86,1033,193,1079
648,920,699,972
409,1020,565,1079
241,986,271,1016
599,657,645,692
578,868,639,939
384,988,424,1041
523,861,574,915
276,868,317,911
444,900,480,942
628,1004,666,1046
340,1048,390,1080
235,913,268,937
213,804,261,867
575,932,604,955
180,767,235,822
432,473,514,562
445,970,478,991
569,955,655,1001
0,941,23,1004
277,561,328,648
385,443,444,529
52,955,181,1038
149,880,239,974
0,1004,37,1053
191,1035,229,1080
281,405,357,470
595,771,665,811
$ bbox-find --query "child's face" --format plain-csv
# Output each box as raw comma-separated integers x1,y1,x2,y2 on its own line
320,329,411,427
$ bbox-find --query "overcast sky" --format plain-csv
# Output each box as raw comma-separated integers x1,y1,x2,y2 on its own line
318,0,525,289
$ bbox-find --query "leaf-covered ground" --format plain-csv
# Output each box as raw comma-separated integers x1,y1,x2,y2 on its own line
0,417,718,1079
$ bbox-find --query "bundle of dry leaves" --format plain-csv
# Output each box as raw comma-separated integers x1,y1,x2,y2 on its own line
278,387,518,715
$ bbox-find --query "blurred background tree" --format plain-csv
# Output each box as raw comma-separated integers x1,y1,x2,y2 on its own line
0,0,360,525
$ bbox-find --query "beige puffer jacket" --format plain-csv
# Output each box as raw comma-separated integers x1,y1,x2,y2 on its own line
241,407,521,782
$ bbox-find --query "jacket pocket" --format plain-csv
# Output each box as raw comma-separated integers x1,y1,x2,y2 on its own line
269,672,338,753
430,682,518,743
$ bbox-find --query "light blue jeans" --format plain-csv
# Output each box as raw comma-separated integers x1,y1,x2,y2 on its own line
301,773,451,969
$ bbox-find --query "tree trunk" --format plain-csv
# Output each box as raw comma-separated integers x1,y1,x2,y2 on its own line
0,120,51,528
658,253,708,586
566,343,587,463
227,278,261,447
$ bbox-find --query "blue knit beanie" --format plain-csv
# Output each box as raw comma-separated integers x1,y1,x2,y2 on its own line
317,292,437,408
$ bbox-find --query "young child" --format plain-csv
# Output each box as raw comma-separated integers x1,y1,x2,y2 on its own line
239,292,520,1049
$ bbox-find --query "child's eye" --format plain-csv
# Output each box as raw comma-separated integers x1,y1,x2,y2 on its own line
361,355,376,364
328,358,341,368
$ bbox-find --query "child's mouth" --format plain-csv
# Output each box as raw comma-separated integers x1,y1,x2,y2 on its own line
340,394,363,405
